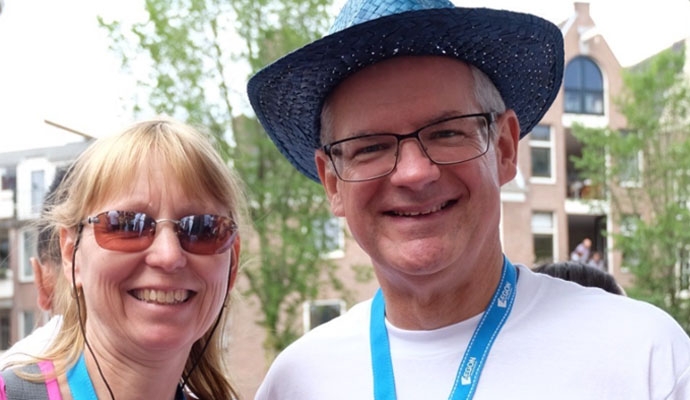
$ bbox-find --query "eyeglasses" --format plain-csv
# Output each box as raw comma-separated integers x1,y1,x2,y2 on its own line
82,210,238,255
322,112,497,182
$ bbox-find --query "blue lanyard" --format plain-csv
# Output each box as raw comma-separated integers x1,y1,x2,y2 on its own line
369,257,517,400
67,353,98,400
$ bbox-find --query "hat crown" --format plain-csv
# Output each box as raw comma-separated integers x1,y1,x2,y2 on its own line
330,0,455,34
248,1,564,182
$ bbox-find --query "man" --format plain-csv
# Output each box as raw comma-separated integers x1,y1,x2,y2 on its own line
247,0,690,398
570,237,592,262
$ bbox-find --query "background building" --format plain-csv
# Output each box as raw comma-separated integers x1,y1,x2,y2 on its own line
503,1,628,281
0,140,90,349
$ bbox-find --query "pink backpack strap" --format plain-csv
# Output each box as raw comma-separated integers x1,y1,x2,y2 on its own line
38,361,61,400
0,373,7,400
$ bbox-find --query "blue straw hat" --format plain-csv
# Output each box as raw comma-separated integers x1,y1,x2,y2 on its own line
247,0,564,182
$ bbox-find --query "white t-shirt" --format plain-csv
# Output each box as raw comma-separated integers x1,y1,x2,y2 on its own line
256,264,690,400
0,315,62,369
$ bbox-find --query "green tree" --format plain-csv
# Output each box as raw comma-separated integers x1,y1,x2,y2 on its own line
99,0,355,357
571,47,690,333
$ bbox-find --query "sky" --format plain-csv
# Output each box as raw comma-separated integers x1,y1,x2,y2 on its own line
1,0,689,153
458,0,690,67
0,1,142,151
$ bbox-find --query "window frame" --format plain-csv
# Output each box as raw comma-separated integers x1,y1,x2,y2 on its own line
0,310,10,350
19,310,35,339
617,130,643,187
528,125,555,183
302,299,346,333
16,158,54,220
619,214,641,273
314,216,345,259
564,56,605,116
532,211,557,263
18,227,36,283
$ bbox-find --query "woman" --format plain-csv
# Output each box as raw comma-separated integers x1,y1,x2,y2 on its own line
1,117,247,399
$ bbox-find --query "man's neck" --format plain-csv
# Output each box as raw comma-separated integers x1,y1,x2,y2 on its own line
378,253,505,330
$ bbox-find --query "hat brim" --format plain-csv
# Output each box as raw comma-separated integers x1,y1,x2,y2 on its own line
247,7,564,182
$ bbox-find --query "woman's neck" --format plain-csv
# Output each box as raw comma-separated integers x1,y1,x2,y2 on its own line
83,345,188,400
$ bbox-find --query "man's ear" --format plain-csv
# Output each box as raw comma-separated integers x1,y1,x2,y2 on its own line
60,227,81,289
315,150,345,217
495,110,520,185
227,236,241,291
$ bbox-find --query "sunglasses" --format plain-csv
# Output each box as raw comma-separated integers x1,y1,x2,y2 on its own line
83,210,238,255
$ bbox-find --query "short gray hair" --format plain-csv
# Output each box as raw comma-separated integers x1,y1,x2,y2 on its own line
471,64,506,140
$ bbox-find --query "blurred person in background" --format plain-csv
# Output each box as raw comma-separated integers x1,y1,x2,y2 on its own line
533,260,625,296
570,237,592,262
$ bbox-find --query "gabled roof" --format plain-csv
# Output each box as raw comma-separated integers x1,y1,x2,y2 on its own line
627,37,688,73
0,140,91,169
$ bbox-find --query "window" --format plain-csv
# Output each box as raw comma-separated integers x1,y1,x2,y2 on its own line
0,310,9,350
20,311,35,339
313,217,344,258
1,172,15,191
529,125,553,181
302,299,346,332
532,212,555,263
618,130,642,186
564,57,604,115
19,228,36,281
618,154,641,186
31,170,46,215
619,214,640,271
0,236,8,273
16,159,53,220
619,214,639,235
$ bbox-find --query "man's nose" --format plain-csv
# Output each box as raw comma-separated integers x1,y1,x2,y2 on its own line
388,139,441,186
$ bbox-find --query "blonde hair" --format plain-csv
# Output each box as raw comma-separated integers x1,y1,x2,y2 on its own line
39,117,247,399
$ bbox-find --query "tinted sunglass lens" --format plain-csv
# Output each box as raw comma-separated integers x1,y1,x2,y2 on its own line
178,215,235,255
88,211,236,254
92,211,155,252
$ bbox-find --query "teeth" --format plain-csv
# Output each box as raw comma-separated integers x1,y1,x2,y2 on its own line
394,202,446,217
132,289,190,305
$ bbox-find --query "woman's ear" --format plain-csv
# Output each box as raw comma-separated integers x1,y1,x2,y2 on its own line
60,227,81,289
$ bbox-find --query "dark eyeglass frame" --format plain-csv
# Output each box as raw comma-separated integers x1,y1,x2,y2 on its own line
82,210,238,255
322,112,498,182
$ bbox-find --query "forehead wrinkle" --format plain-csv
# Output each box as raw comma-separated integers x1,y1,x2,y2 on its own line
327,57,479,137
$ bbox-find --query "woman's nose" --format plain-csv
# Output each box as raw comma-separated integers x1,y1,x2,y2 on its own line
145,224,187,271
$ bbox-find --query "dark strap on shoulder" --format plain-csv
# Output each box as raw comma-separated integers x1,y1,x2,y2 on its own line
1,364,50,400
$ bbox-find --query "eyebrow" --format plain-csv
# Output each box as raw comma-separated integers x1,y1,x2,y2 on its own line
344,110,476,138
